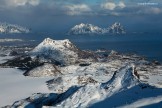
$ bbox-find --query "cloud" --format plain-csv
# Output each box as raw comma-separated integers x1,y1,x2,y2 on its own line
101,2,116,10
118,1,126,9
6,0,40,7
101,1,126,10
64,4,91,15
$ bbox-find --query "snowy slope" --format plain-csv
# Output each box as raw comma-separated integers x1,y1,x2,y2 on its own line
68,22,126,35
54,65,138,108
0,22,30,33
8,64,162,108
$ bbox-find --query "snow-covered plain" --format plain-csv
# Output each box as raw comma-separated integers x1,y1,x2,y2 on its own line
0,68,53,107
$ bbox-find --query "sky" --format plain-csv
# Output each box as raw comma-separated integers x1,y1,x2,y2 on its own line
0,0,161,33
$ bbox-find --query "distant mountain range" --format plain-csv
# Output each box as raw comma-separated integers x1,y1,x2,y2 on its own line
68,22,126,35
0,22,30,34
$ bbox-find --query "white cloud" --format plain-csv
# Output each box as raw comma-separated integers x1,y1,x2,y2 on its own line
101,2,116,10
6,0,40,7
65,4,91,15
101,1,126,10
118,1,126,9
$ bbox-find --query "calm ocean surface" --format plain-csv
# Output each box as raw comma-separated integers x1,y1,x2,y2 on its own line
0,32,162,62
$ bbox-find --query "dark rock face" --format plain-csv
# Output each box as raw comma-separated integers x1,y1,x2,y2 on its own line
9,50,18,56
79,63,91,67
78,50,98,61
0,56,44,70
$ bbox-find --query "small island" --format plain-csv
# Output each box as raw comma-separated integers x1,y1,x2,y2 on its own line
0,22,31,34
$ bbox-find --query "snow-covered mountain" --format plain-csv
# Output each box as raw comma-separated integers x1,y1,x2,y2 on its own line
0,22,30,33
30,38,79,65
108,22,126,34
0,38,96,70
68,23,103,35
68,22,126,35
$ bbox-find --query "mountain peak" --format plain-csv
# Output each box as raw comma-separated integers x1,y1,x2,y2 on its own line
43,38,54,43
42,38,71,46
79,23,87,26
